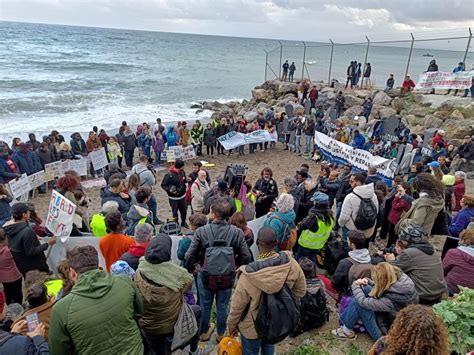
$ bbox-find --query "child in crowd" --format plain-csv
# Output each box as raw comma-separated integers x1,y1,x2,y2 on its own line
107,137,122,164
229,212,254,254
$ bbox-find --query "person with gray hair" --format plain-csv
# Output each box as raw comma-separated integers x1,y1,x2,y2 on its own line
263,193,296,251
89,201,120,237
284,176,302,213
120,223,154,270
453,171,466,212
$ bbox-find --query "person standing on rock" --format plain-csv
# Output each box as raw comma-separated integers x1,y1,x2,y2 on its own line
426,59,438,94
363,63,372,88
345,61,353,88
282,60,289,81
335,91,345,119
289,62,296,82
309,85,318,110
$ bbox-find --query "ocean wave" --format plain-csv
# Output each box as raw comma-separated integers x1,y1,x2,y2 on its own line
19,60,140,71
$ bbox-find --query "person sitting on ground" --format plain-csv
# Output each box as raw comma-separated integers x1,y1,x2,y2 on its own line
125,187,154,235
385,223,447,305
230,212,254,250
443,229,474,295
227,227,306,355
369,304,448,355
135,234,199,354
401,75,415,95
49,245,144,354
99,210,135,272
452,171,466,212
100,178,131,215
3,203,56,277
0,291,49,354
332,262,418,341
121,223,153,271
263,193,296,252
104,163,126,185
330,230,374,298
443,194,474,257
190,170,211,213
297,192,334,262
384,74,395,92
185,198,252,343
89,201,119,237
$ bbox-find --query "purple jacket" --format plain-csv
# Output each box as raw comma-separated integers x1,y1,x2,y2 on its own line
443,247,474,293
151,137,165,153
448,207,474,240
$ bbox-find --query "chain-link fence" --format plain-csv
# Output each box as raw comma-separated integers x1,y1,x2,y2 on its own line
264,29,473,89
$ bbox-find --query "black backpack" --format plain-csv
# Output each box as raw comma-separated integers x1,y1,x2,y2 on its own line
352,192,378,230
322,238,347,275
291,279,329,336
254,283,300,344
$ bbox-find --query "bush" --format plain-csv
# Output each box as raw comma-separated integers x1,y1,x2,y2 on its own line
433,287,474,354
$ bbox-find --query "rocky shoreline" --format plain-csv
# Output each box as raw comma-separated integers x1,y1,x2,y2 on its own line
191,79,474,141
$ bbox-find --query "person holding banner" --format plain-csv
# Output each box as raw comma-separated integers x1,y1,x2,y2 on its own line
86,131,103,178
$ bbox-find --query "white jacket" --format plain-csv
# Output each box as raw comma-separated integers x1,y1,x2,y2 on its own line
191,180,210,213
338,183,379,238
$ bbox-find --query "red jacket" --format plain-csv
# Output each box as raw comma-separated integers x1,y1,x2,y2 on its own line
452,180,465,212
402,79,415,88
443,247,474,293
309,88,318,100
388,195,412,225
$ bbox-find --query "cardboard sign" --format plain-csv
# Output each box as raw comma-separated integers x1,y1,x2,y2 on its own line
164,145,196,162
44,161,64,182
45,190,77,242
67,158,88,176
88,148,108,171
28,170,45,190
8,173,32,199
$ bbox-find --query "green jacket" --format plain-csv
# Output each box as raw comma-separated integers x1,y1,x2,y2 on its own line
49,269,144,355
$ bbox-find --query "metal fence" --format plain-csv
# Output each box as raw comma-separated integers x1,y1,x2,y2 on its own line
264,28,473,87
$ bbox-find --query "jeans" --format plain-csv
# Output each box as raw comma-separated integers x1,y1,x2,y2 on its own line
289,72,294,82
238,145,245,155
294,135,301,154
296,245,317,263
154,151,162,166
304,135,313,154
124,149,134,167
241,336,275,355
341,226,350,254
169,198,187,225
334,202,342,230
340,285,381,340
147,194,159,224
249,143,257,154
197,272,232,336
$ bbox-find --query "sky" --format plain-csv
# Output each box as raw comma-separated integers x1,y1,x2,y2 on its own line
1,0,474,44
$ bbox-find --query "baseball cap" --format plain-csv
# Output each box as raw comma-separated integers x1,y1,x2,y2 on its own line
427,161,440,168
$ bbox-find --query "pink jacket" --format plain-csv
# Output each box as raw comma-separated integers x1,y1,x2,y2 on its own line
443,247,474,294
0,244,22,283
388,196,412,225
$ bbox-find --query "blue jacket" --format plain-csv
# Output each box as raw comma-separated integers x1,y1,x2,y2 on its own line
351,134,365,149
0,158,19,184
70,138,87,155
100,187,131,214
0,331,49,354
0,193,13,221
12,151,42,175
166,128,178,147
448,207,474,240
137,133,151,150
263,209,296,244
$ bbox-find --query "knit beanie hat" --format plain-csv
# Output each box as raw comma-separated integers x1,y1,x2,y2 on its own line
145,234,172,264
110,261,136,279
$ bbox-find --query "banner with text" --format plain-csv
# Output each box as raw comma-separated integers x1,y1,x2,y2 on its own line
217,130,278,150
8,174,32,199
88,148,108,171
314,132,397,180
45,190,77,242
415,70,473,90
163,145,197,162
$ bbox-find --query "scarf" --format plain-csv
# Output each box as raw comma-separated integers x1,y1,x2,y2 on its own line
169,166,184,183
458,245,474,257
137,259,193,292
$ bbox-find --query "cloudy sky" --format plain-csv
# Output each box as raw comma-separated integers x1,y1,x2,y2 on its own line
1,0,473,43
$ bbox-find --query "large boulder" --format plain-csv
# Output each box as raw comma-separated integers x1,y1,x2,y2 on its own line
342,105,362,119
423,115,443,129
352,90,371,99
256,102,270,114
243,111,258,122
379,107,397,119
344,95,364,107
373,91,392,106
402,114,424,127
277,82,298,95
433,110,449,120
325,91,336,100
251,89,269,102
391,97,405,113
411,107,430,117
441,119,474,139
321,87,335,94
450,109,465,120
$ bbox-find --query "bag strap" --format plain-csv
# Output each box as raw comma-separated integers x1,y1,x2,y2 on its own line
207,224,231,247
352,191,368,201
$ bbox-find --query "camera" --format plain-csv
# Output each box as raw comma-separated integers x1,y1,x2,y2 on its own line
224,164,248,195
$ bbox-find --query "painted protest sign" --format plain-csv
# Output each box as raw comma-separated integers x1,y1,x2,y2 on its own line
28,170,45,190
415,70,473,90
44,161,64,182
164,145,196,162
8,173,32,199
166,149,176,163
217,130,278,150
314,131,396,180
89,148,108,170
67,158,88,176
45,190,77,242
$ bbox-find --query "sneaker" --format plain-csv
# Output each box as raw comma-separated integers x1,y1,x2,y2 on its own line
331,327,357,340
181,222,189,229
216,334,225,344
200,323,215,342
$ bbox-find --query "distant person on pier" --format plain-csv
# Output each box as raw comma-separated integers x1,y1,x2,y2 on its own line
282,60,289,81
446,62,466,96
363,63,372,88
384,74,395,92
289,62,296,82
345,61,354,88
426,59,438,94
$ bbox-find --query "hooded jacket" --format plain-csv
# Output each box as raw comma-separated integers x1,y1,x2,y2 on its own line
396,193,445,236
448,207,474,240
37,147,57,168
263,209,296,245
331,249,374,293
0,156,19,184
12,150,42,175
392,241,447,302
69,134,87,155
100,187,131,214
3,221,49,276
203,127,216,146
166,128,178,147
161,166,186,199
443,246,474,293
339,183,379,238
123,131,136,151
227,252,306,339
49,269,144,355
121,243,147,271
0,244,22,283
131,164,156,189
190,179,211,212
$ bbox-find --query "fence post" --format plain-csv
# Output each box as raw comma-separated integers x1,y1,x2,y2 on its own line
264,50,268,82
463,27,472,66
361,36,370,88
302,42,306,80
279,41,283,80
328,39,334,85
404,33,415,81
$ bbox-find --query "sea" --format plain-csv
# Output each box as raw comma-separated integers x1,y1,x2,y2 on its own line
0,21,470,141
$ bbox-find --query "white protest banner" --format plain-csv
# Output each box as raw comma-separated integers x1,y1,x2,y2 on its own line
45,190,76,242
166,149,176,163
217,130,277,150
8,173,32,199
44,161,64,182
89,148,108,170
67,158,88,176
164,145,196,162
415,70,473,90
181,145,197,160
28,170,45,190
314,131,396,180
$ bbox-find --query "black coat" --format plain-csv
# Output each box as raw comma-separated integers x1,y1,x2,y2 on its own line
100,188,131,214
161,169,187,198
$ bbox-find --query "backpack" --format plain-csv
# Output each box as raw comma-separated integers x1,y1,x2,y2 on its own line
266,214,297,251
255,282,300,344
159,220,181,235
218,337,243,355
321,238,347,275
352,192,378,230
347,259,373,286
185,181,199,206
291,279,329,336
202,225,235,290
